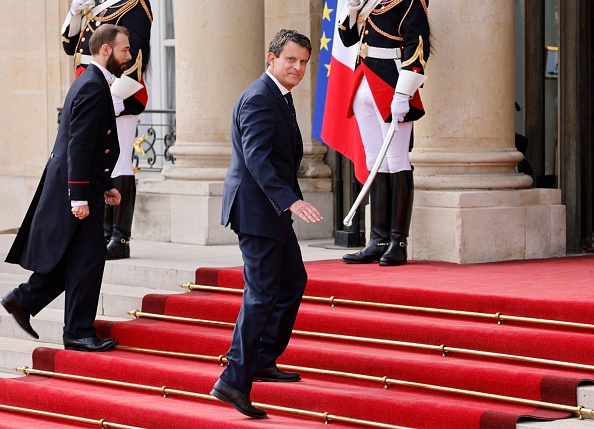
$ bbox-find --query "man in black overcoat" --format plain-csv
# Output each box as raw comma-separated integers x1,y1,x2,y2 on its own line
62,0,153,260
2,24,131,352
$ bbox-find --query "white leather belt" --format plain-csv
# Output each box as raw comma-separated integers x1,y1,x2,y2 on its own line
358,43,401,60
74,53,92,67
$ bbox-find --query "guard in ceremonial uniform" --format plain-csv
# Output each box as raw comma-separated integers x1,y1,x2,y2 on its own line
339,0,430,266
62,0,152,260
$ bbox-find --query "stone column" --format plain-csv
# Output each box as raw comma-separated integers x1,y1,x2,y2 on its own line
406,0,565,262
135,0,334,244
135,0,264,244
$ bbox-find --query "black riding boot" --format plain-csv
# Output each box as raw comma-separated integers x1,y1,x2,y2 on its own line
379,170,413,267
343,173,391,264
103,205,114,244
106,175,136,260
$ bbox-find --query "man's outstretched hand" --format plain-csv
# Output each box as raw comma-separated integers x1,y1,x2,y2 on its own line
289,200,323,223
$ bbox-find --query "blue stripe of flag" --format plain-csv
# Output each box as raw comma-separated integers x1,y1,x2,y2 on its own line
312,0,339,143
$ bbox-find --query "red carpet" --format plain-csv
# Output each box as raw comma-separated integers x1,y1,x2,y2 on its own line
1,256,594,428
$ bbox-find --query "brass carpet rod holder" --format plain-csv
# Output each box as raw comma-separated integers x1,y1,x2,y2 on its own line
15,367,412,429
114,345,594,421
0,402,144,429
128,309,594,374
181,283,594,332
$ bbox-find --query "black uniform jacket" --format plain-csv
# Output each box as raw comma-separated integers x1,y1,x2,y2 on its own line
6,64,120,274
62,0,153,115
339,0,430,122
221,73,303,241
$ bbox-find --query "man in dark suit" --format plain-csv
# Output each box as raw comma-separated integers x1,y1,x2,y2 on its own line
2,24,131,352
211,29,323,419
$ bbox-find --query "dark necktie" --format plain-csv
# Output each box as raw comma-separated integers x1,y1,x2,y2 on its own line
284,92,298,127
285,92,296,115
284,92,294,105
284,92,300,161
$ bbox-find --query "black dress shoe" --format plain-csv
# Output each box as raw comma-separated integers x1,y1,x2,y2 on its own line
1,290,39,339
63,336,116,352
253,365,301,382
342,239,388,264
211,379,267,419
106,237,130,260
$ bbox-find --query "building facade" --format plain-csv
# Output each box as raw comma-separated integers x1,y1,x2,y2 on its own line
0,0,591,263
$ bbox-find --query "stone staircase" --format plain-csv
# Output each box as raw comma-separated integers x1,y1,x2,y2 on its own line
0,238,195,378
0,234,593,428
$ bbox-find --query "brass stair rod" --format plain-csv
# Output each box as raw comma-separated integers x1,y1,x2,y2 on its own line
382,377,592,419
16,367,412,429
127,310,594,373
116,345,594,390
0,402,145,429
113,346,594,420
117,345,382,383
128,309,435,351
182,283,594,331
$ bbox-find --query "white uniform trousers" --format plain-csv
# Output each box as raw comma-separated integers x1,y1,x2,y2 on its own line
352,76,412,173
112,114,139,177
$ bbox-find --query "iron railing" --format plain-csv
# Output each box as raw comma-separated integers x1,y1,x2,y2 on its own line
57,108,176,172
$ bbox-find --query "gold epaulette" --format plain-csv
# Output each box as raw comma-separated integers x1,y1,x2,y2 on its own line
124,49,143,81
97,0,153,25
401,35,426,70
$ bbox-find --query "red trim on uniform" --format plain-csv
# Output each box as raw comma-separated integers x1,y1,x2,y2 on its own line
133,77,149,108
346,66,365,119
345,63,424,122
75,65,87,78
68,181,90,184
410,89,424,111
361,63,396,122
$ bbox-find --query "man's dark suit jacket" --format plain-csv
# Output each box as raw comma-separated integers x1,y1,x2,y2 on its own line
222,73,303,240
6,64,120,273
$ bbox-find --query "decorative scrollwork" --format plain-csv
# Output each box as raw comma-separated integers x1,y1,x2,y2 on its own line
57,108,176,172
133,109,176,171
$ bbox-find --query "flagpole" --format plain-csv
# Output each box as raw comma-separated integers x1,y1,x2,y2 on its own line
343,122,396,226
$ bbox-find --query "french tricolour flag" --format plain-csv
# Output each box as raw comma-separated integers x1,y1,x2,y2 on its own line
312,0,368,183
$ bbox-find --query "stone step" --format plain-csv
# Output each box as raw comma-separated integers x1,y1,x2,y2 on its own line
102,259,195,291
0,337,60,377
518,416,594,428
0,272,181,318
0,306,126,346
0,258,195,293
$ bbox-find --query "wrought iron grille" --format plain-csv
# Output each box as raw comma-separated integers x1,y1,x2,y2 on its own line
133,109,176,171
57,108,176,172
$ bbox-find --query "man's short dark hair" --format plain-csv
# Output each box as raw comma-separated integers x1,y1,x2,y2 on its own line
89,24,129,55
266,29,312,67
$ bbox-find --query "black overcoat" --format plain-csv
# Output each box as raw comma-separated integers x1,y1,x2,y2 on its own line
6,64,119,274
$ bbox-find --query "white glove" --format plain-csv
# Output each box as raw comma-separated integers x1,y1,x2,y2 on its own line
112,94,125,116
70,0,94,16
347,0,362,8
391,92,410,128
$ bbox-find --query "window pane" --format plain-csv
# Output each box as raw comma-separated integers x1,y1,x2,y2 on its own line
165,0,175,40
166,47,176,109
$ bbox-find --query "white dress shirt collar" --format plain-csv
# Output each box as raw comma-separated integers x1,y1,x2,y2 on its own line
90,60,115,84
265,71,290,96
